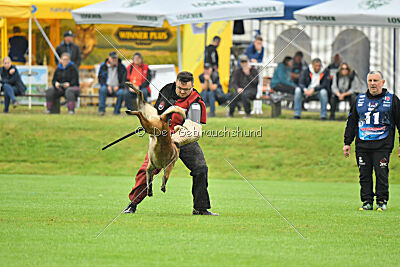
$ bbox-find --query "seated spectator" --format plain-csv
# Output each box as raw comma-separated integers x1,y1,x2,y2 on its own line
294,58,329,120
330,62,362,120
228,54,258,118
0,57,26,113
271,56,297,94
125,52,151,111
46,53,80,114
8,26,28,64
97,51,127,116
244,35,264,63
200,63,220,117
291,51,308,85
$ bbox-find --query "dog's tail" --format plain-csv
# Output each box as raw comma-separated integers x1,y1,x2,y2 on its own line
160,106,186,122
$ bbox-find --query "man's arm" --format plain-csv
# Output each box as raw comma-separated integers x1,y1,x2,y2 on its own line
344,99,358,146
248,67,259,88
119,65,127,88
139,69,151,90
298,70,308,90
232,69,240,91
75,45,82,67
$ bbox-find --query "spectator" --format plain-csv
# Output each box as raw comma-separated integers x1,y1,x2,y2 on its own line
55,30,82,67
205,36,221,72
0,57,26,113
228,54,258,118
8,26,28,64
291,51,308,85
46,53,79,114
200,63,220,117
294,58,330,120
330,62,362,120
327,53,342,75
271,56,297,94
125,52,151,111
244,35,264,63
98,51,128,116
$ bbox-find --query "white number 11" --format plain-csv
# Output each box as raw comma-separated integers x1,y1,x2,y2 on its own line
365,112,379,124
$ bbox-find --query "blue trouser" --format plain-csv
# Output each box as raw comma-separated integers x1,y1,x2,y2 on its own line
2,83,18,113
125,87,150,111
98,85,127,114
294,87,328,118
201,90,216,115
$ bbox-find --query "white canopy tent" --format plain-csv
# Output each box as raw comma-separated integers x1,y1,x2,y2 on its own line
72,0,284,69
294,0,400,93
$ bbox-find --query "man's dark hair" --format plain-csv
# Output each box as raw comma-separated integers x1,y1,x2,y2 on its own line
294,51,303,58
13,26,21,34
283,56,293,66
177,71,194,84
213,36,221,42
255,35,263,42
312,58,322,64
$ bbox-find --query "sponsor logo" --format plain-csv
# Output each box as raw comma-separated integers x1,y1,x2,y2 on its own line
158,101,165,111
192,0,241,8
249,6,277,13
305,16,336,22
380,157,388,167
136,15,158,21
361,126,386,131
385,96,390,101
116,26,170,45
50,8,72,13
368,101,377,107
122,0,147,8
176,13,203,20
359,156,366,166
80,13,102,19
387,17,400,24
359,0,391,10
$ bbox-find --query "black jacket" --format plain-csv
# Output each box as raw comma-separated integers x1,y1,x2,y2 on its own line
205,44,219,69
344,89,400,152
0,65,26,95
231,67,259,94
98,58,127,88
55,42,82,67
299,67,330,92
52,62,79,88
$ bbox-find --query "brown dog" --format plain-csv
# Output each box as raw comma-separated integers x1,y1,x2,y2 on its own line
125,82,185,196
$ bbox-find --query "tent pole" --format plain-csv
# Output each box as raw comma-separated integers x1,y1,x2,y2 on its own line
204,23,208,65
394,28,397,95
28,15,32,109
33,15,60,62
177,25,182,71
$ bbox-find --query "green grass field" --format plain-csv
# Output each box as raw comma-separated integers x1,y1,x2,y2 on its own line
1,106,400,266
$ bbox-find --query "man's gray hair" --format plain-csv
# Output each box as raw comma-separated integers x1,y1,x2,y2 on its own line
368,70,384,79
311,58,322,64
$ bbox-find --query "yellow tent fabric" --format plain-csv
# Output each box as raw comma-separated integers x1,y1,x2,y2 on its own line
182,21,233,93
21,0,102,19
0,1,31,18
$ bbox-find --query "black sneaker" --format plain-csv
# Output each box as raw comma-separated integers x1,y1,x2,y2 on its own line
123,203,137,214
376,201,387,212
192,209,219,216
293,116,301,120
359,202,373,211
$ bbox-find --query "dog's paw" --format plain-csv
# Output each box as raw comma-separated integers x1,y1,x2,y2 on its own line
161,186,166,193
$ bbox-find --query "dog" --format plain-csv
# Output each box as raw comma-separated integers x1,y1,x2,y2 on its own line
74,25,97,59
125,82,185,196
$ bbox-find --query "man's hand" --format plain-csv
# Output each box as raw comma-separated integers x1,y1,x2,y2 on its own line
107,86,113,94
55,81,61,88
63,82,70,88
343,145,351,158
9,68,15,75
113,86,119,92
203,74,210,81
304,88,314,97
250,59,258,63
339,94,345,101
237,88,244,94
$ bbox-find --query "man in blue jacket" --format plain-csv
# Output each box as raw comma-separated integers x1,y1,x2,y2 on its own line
244,35,264,63
294,58,330,120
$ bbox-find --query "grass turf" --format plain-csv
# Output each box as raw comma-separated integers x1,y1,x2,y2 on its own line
1,107,400,265
1,174,400,266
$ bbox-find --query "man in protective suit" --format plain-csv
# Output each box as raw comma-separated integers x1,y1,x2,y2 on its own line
124,71,218,216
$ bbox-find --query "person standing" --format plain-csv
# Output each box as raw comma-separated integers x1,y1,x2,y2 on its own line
8,26,28,64
124,71,218,216
46,53,80,114
97,51,127,115
343,71,400,211
0,57,26,113
199,63,220,117
244,35,264,63
205,36,221,72
125,52,151,110
55,30,82,68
